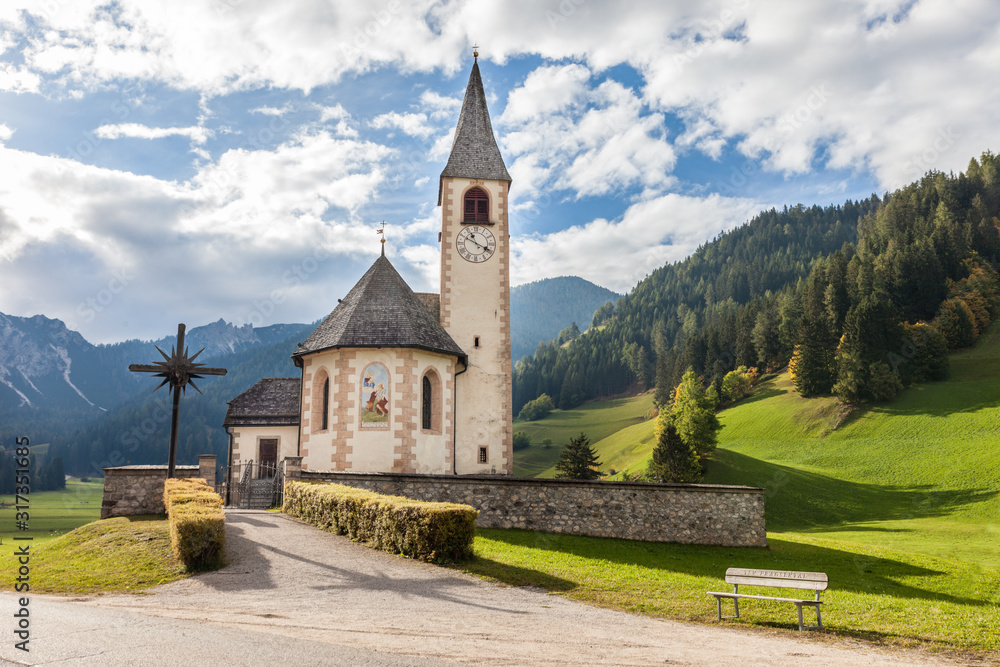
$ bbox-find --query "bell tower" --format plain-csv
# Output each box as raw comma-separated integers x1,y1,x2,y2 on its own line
438,50,513,475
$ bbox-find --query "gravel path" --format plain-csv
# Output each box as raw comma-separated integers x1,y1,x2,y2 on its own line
1,511,972,666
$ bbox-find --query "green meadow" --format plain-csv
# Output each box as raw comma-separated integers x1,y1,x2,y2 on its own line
513,393,655,477
513,320,1000,570
0,478,104,548
493,320,1000,656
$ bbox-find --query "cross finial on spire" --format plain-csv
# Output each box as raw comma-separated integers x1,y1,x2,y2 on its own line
377,221,386,256
472,42,479,60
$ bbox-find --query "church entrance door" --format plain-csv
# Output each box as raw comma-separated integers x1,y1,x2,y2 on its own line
258,439,278,478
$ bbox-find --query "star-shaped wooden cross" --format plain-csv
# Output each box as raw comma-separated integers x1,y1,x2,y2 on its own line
129,323,227,478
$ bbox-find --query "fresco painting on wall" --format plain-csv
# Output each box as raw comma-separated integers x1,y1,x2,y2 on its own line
360,363,390,428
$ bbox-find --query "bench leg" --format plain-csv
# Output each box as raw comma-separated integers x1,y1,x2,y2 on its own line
795,603,823,630
712,596,740,621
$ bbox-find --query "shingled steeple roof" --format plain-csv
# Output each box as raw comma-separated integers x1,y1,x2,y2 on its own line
293,254,465,361
439,58,511,203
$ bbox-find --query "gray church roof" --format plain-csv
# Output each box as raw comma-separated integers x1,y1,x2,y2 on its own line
293,253,465,361
224,377,301,427
439,59,511,201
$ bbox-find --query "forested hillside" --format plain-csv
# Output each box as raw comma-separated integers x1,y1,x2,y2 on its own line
510,276,621,363
513,151,1000,414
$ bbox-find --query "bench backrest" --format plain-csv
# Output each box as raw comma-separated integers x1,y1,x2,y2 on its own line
725,568,828,591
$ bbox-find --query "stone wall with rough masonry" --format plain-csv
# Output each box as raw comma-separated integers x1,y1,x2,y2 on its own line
101,456,217,519
292,467,766,547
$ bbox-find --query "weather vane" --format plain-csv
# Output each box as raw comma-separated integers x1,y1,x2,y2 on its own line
129,323,227,478
377,221,387,255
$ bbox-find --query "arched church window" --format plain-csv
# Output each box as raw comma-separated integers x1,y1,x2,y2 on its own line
311,369,330,434
463,187,489,223
322,378,330,431
422,376,432,430
421,369,442,433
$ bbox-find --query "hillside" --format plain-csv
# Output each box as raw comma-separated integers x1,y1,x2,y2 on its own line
512,198,877,414
510,276,621,363
513,318,1000,567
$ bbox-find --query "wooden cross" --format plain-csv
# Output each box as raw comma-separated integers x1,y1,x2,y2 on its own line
129,323,227,478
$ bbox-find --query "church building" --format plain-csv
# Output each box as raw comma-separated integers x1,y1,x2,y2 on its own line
223,54,513,476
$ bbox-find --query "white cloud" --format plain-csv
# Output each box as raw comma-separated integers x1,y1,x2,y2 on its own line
500,64,676,202
250,103,295,116
5,1,997,192
638,0,1000,189
0,61,41,93
370,111,434,139
419,90,462,120
0,123,12,142
94,123,212,144
0,128,398,342
511,193,763,293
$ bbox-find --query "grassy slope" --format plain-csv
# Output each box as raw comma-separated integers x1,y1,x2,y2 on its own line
708,323,1000,567
513,393,655,477
513,320,1000,568
0,515,187,593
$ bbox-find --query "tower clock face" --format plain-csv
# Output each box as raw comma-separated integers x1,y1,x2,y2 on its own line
456,226,496,263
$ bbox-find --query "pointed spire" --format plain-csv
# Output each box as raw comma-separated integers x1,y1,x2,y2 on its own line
439,56,511,200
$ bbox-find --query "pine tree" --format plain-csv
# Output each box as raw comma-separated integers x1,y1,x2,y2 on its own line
790,313,835,396
554,433,601,480
647,418,701,483
834,294,904,403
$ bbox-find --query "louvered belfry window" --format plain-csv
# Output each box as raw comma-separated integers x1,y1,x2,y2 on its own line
463,187,489,223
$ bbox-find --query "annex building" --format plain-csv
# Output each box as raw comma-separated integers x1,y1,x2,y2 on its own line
223,56,513,476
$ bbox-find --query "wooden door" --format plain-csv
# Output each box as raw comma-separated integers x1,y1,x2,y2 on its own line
258,439,278,477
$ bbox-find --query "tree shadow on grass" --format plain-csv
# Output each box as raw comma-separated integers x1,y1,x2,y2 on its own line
476,528,992,608
869,370,1000,417
705,450,994,531
730,385,787,407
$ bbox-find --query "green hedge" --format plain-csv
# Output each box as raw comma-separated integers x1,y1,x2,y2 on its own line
163,478,225,571
283,481,477,562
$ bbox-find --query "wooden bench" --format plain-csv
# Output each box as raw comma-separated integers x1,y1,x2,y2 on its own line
707,568,828,631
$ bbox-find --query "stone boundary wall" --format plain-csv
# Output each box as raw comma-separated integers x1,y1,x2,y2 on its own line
293,468,766,547
101,456,217,519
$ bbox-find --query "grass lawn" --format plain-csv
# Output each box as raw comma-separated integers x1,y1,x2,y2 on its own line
0,480,192,594
513,393,654,477
0,515,188,594
0,478,104,548
513,319,1000,570
708,321,1000,568
456,529,1000,659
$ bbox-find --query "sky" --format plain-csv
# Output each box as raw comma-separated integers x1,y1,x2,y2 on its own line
0,0,998,344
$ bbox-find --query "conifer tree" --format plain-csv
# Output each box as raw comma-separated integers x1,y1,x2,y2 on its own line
790,313,835,396
647,419,701,483
833,294,904,403
554,433,601,480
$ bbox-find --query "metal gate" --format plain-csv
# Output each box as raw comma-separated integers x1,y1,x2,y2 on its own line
222,460,284,509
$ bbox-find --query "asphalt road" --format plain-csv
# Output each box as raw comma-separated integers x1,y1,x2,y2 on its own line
0,511,967,666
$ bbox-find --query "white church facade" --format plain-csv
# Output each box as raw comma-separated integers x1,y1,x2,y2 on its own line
223,56,513,476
